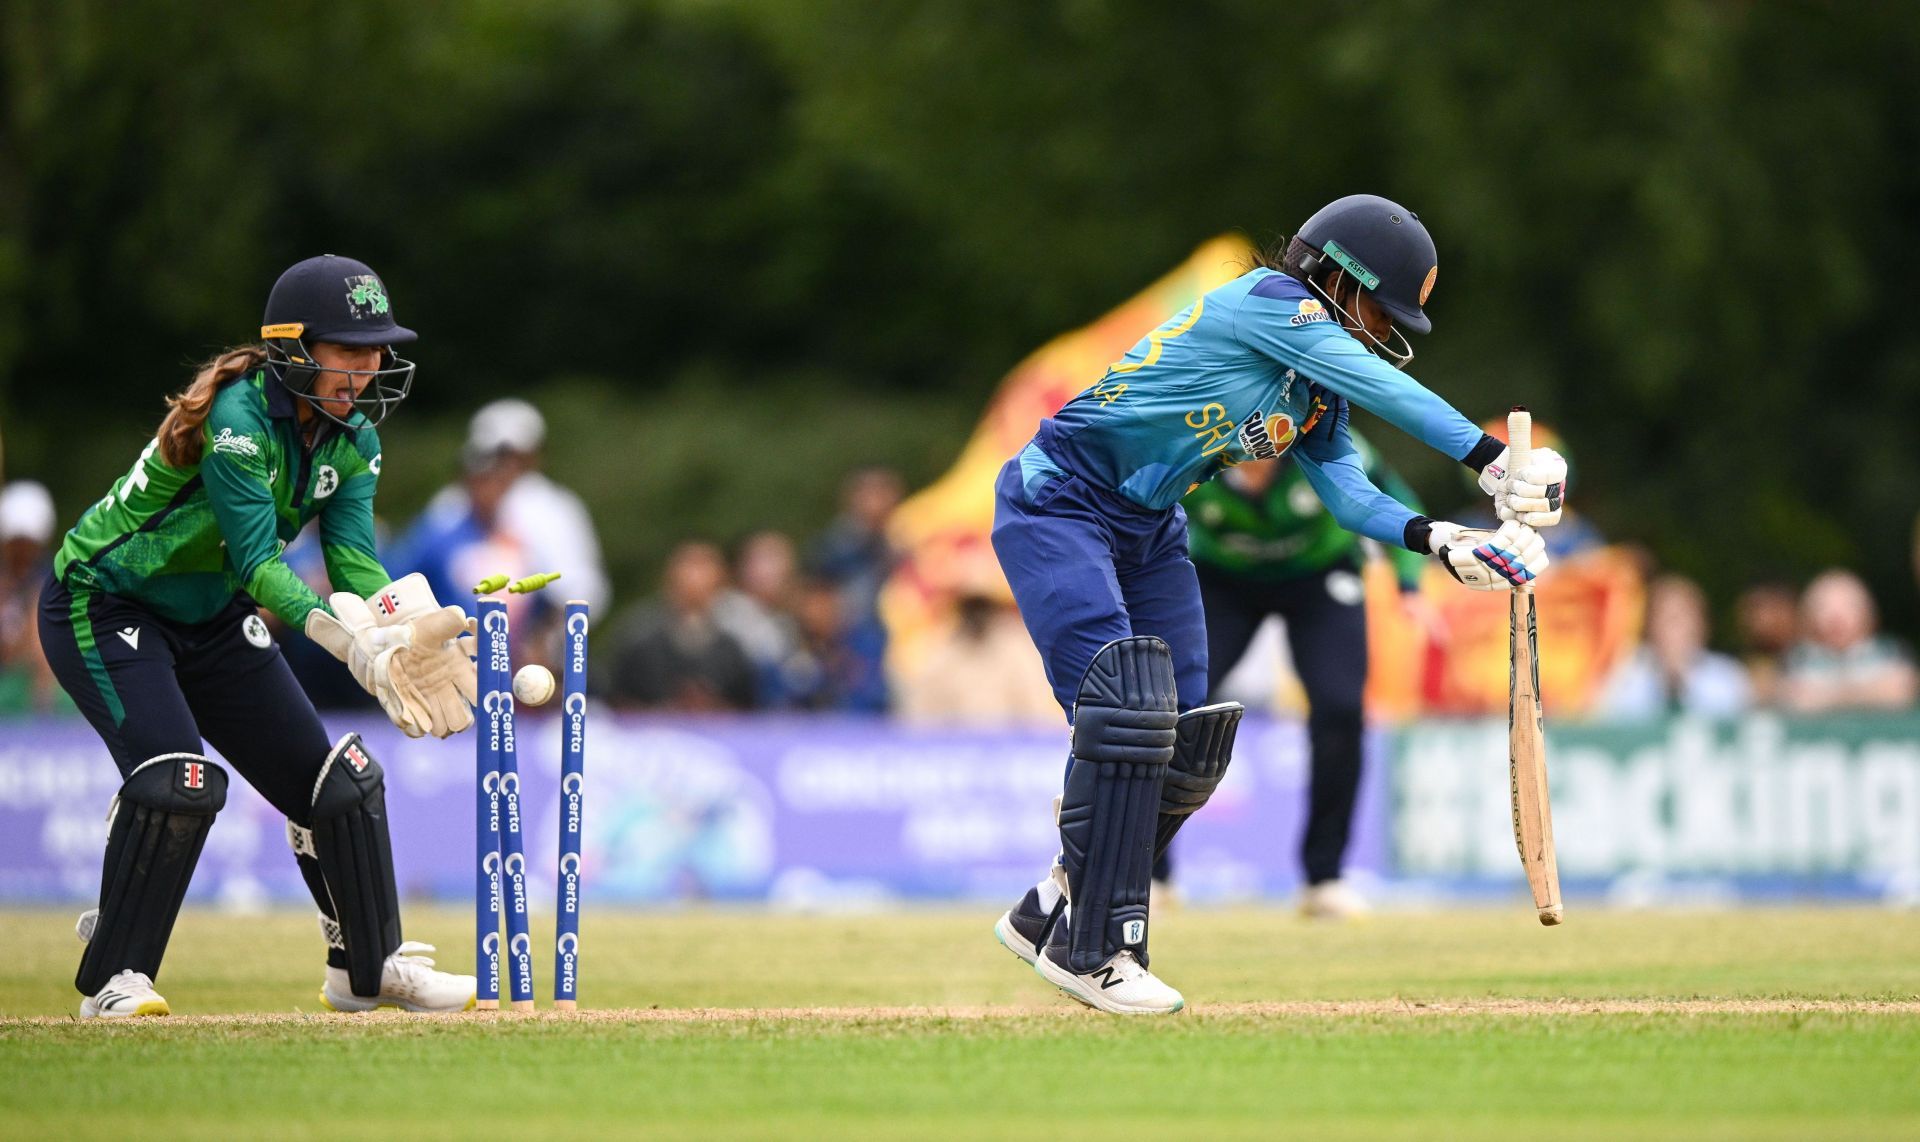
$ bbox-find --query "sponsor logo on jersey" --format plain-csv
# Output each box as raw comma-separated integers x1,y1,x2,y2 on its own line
211,427,261,458
368,452,382,476
243,614,271,649
314,465,339,499
1289,298,1329,326
343,275,390,319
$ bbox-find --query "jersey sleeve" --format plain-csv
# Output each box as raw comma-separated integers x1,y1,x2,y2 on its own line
200,410,327,627
1235,285,1485,462
1357,436,1431,591
1290,399,1422,548
320,426,390,598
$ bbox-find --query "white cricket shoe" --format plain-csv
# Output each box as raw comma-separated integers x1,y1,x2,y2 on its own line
1036,948,1184,1016
321,942,477,1013
1300,878,1370,921
79,970,170,1019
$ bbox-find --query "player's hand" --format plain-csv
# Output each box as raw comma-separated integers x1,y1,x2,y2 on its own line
1429,520,1549,591
388,607,479,739
1478,447,1567,527
305,594,427,737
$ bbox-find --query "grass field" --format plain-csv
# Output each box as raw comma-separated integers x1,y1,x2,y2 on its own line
3,905,1917,1138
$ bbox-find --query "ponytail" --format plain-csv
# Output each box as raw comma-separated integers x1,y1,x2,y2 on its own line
156,346,267,467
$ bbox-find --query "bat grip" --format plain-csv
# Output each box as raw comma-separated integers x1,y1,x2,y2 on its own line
1507,406,1532,475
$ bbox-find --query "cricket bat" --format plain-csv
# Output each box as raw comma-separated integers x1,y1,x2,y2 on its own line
1506,406,1564,925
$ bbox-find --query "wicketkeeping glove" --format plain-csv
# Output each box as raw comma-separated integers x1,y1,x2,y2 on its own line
1429,520,1550,591
387,606,479,739
1477,446,1568,527
304,594,426,737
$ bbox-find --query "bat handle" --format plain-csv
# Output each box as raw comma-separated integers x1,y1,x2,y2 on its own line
1508,406,1533,597
1507,405,1532,476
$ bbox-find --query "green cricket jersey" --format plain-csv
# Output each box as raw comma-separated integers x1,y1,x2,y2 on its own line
54,370,389,627
1184,430,1428,590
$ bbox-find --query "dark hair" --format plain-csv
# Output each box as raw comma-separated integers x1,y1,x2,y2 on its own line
157,346,267,466
1245,235,1323,281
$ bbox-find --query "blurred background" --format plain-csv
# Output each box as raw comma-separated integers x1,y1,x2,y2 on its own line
2,1,1918,912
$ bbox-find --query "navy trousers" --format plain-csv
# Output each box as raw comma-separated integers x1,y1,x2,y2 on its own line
39,573,345,966
991,455,1209,719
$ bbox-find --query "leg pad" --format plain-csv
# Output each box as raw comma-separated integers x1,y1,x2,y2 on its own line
1058,637,1177,974
309,733,402,997
76,754,227,994
1154,702,1245,858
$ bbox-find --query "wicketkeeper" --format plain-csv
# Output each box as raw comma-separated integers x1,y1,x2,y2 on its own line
37,255,479,1017
991,195,1569,1013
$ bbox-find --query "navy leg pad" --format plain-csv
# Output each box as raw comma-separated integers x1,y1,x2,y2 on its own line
310,734,402,997
77,754,228,995
1155,702,1245,858
1059,636,1177,974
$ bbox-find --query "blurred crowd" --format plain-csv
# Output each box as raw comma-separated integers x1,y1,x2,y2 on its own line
3,400,1917,724
1596,568,1918,721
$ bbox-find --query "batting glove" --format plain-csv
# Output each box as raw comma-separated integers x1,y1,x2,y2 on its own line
1430,520,1550,591
1477,447,1568,527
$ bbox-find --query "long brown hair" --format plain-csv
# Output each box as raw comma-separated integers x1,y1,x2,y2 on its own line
156,346,267,467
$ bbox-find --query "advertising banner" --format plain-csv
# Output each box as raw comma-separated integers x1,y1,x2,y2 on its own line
4,712,1915,907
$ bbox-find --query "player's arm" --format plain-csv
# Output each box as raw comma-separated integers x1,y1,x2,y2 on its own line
1356,434,1430,591
1291,399,1425,548
199,416,327,628
1235,290,1497,465
319,428,391,598
1237,288,1567,525
1296,404,1548,590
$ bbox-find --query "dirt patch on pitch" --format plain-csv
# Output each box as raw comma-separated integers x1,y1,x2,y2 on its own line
7,997,1918,1028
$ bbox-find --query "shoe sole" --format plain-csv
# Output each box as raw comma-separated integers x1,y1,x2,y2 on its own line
320,989,478,1014
993,911,1040,966
1032,953,1184,1016
80,999,169,1019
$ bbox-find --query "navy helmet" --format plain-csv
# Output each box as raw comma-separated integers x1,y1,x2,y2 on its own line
260,255,416,428
1294,194,1439,335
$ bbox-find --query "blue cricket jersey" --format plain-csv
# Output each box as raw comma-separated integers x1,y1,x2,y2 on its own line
1021,268,1487,549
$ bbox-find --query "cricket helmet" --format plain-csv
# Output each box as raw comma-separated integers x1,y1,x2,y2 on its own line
1293,194,1439,336
260,254,417,428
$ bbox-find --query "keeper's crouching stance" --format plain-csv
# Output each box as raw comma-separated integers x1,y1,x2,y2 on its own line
990,194,1562,1013
40,256,478,1017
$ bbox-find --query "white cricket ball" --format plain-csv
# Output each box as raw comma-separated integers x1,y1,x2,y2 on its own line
513,664,557,707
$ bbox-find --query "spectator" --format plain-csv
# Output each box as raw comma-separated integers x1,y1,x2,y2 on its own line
1782,569,1918,713
426,398,610,612
388,446,556,668
1737,581,1800,708
896,590,1058,726
0,480,65,713
758,577,878,712
607,541,755,711
808,466,902,713
1597,574,1750,719
713,531,804,706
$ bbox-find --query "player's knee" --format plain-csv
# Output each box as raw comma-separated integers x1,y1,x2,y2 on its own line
119,752,228,817
312,733,386,818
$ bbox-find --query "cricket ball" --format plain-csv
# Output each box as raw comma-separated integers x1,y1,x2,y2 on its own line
513,664,557,707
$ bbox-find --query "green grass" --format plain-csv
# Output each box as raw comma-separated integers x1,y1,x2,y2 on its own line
3,907,1918,1138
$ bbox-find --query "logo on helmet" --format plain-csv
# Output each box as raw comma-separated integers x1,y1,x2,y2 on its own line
1420,265,1437,306
343,276,390,320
